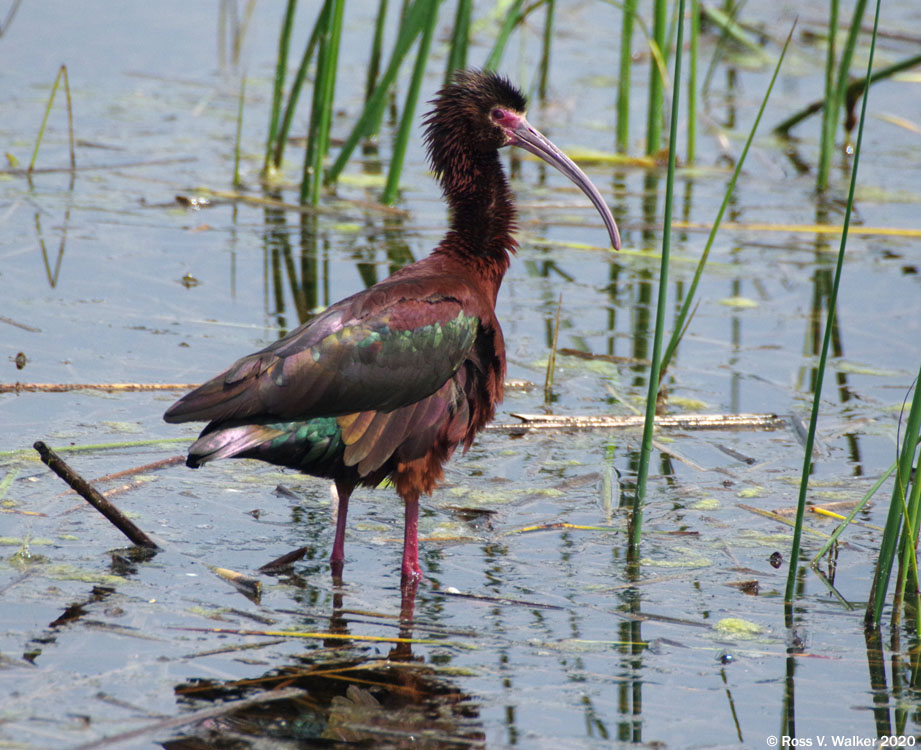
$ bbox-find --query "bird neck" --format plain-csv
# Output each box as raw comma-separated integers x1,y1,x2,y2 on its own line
434,149,517,295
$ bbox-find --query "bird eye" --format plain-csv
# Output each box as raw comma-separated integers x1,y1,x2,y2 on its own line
491,108,504,121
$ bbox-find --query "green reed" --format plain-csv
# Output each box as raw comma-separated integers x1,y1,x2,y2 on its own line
537,0,556,99
326,0,437,189
445,0,472,82
233,76,246,187
29,64,75,172
660,25,794,378
785,0,881,609
616,0,637,153
686,0,699,162
645,0,667,155
302,0,345,205
265,0,298,173
867,375,921,630
366,0,389,102
632,0,685,552
816,0,839,192
483,0,525,72
817,0,869,191
382,0,440,204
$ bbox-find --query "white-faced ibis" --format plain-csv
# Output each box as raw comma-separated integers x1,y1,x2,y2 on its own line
164,70,620,594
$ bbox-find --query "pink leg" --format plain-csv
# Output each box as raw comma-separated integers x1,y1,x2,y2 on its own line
400,493,423,588
331,481,353,579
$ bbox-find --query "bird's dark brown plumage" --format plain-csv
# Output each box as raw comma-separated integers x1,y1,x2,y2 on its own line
164,70,620,590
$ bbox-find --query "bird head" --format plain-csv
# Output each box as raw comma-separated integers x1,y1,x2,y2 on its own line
424,70,621,250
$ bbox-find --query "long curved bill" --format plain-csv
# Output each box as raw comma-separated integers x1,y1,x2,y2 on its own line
507,118,621,251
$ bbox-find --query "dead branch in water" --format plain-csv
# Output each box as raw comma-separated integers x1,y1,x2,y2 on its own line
490,412,786,432
33,441,158,549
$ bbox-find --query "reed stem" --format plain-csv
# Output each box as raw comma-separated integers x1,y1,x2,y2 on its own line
233,76,246,187
29,65,75,172
366,0,390,103
537,0,556,99
302,0,345,205
445,0,472,83
616,0,637,153
272,4,326,169
661,25,794,376
326,0,431,186
632,0,685,551
484,0,524,72
265,0,298,171
816,0,839,191
785,0,881,607
687,0,699,163
645,0,667,154
382,0,439,204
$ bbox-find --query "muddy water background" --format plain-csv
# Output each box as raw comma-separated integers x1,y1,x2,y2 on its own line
2,1,921,748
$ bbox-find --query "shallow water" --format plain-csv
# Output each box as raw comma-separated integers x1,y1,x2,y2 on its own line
2,1,921,748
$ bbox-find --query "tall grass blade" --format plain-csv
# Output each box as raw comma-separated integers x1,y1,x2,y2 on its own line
29,65,75,172
382,0,440,205
687,0,699,163
616,0,637,153
483,0,525,72
326,0,431,186
830,0,868,140
0,0,23,38
272,4,327,170
631,0,685,552
660,24,794,377
366,0,390,102
816,0,839,191
645,0,668,154
302,0,345,205
811,461,896,563
537,0,555,99
700,0,746,98
784,0,881,608
233,76,246,187
868,373,921,627
895,403,921,631
445,0,472,84
819,0,869,190
265,0,298,171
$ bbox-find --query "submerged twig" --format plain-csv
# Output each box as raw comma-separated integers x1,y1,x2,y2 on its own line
0,315,42,333
33,441,158,549
0,382,199,393
490,412,786,432
3,379,538,393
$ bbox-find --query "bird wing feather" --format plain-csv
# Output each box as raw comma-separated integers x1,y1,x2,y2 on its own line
164,286,479,424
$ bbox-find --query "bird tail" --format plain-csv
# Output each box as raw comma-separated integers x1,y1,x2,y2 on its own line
186,422,286,468
185,418,346,478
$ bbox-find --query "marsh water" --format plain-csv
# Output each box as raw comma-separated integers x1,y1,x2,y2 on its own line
2,1,921,748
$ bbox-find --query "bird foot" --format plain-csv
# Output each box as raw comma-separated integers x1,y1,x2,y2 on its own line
329,558,345,586
399,573,421,624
